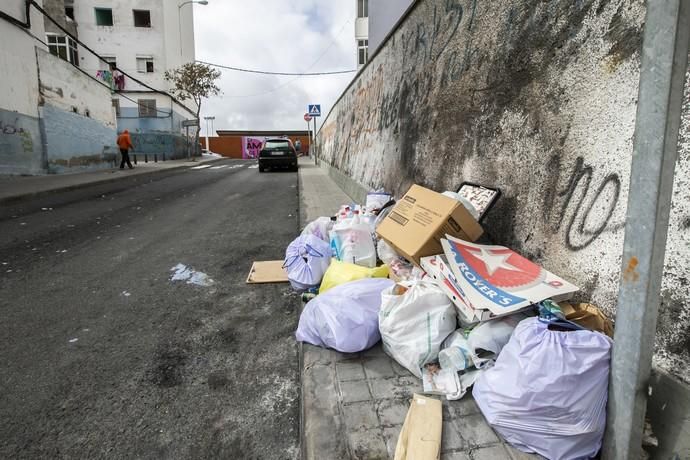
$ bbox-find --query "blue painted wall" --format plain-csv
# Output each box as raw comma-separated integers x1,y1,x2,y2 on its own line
40,104,118,173
117,107,195,160
0,108,44,174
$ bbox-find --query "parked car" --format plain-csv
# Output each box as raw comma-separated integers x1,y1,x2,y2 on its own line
258,138,298,172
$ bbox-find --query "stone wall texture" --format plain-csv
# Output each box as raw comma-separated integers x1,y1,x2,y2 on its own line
317,0,690,383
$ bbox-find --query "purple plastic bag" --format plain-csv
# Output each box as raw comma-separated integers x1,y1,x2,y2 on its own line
284,234,331,292
473,317,612,460
296,278,394,352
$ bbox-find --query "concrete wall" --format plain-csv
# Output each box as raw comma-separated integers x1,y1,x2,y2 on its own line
0,0,46,174
128,132,189,160
368,0,414,54
36,48,117,172
317,0,690,389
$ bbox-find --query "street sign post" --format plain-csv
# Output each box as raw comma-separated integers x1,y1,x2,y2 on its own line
181,119,199,127
304,113,313,157
303,113,312,122
308,105,321,162
307,104,321,117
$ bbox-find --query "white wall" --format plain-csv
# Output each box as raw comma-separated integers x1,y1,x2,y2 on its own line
0,0,45,116
37,48,116,127
369,0,414,53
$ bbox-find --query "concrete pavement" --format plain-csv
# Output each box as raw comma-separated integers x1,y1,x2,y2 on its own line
0,154,224,204
297,157,541,460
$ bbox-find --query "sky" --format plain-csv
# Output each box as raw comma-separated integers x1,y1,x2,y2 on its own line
193,1,357,135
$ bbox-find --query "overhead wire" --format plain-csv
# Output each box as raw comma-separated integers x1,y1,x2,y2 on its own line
209,18,354,98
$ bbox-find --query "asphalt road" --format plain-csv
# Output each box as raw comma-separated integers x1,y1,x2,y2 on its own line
0,160,301,459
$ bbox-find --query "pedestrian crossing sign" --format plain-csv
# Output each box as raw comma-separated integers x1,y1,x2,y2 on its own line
308,104,321,117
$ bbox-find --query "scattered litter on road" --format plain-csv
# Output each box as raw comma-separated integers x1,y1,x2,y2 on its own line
394,394,442,460
246,260,289,283
121,291,131,297
68,338,78,343
19,222,26,226
170,263,214,286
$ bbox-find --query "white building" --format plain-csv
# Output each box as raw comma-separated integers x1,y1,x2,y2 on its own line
355,0,368,68
73,0,199,156
368,0,415,55
1,0,120,174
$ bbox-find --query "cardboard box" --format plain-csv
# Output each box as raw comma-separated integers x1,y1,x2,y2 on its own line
441,235,579,317
420,255,480,325
376,185,483,265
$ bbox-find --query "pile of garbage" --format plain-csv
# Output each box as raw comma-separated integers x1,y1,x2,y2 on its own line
286,184,615,460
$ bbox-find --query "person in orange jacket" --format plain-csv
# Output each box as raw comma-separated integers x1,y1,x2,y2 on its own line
116,130,134,169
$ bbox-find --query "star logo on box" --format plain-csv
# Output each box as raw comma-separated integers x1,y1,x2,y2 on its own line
453,242,545,291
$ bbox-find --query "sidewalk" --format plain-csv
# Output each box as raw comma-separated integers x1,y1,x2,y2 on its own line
0,154,225,204
297,157,540,460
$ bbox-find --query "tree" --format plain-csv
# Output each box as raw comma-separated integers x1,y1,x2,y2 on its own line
164,62,221,158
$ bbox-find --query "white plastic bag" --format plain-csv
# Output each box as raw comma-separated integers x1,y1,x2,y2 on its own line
295,278,394,352
331,218,377,268
473,317,612,460
284,234,331,292
467,315,524,369
442,191,480,220
379,281,456,378
438,330,473,372
301,216,333,243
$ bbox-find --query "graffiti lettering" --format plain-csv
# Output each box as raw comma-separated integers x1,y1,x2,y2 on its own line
556,157,621,251
0,119,24,135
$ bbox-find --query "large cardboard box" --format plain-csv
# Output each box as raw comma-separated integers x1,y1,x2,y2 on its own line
377,185,483,265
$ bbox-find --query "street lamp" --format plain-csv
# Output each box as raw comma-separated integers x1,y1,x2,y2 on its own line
178,1,208,58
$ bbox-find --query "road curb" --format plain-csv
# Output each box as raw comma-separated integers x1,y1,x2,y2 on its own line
0,158,226,206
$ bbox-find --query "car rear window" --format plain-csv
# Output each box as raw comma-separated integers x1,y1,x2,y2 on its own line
263,140,291,150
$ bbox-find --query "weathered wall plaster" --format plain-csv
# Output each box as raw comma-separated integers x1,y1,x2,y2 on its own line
317,0,690,383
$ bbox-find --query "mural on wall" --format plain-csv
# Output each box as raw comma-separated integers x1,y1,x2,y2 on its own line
316,0,690,381
242,136,265,159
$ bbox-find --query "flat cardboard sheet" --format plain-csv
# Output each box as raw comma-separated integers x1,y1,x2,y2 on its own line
394,394,442,460
246,260,289,283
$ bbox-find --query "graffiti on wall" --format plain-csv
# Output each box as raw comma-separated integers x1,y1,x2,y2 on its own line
0,118,34,153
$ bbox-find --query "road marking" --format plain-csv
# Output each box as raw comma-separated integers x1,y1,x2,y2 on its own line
210,165,228,169
190,164,212,170
248,165,259,169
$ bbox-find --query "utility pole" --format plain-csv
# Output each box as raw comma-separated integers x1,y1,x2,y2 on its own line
602,1,690,459
204,115,215,151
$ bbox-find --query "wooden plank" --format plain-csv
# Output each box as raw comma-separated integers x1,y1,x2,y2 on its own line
246,260,289,283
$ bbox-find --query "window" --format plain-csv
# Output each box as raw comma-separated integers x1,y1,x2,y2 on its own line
65,6,74,20
138,99,157,117
357,39,368,66
100,56,117,70
357,0,368,18
46,34,79,66
136,57,154,73
133,10,151,27
95,8,113,26
112,99,120,117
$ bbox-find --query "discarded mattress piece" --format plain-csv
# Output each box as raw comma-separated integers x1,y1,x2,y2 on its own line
295,278,394,353
473,317,612,460
394,394,442,460
246,260,289,283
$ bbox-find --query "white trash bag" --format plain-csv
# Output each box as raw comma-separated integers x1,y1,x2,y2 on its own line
284,234,331,292
473,317,612,460
295,278,394,352
301,216,333,243
467,314,524,369
379,281,456,378
331,218,377,268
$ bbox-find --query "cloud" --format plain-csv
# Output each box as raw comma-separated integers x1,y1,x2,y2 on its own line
193,1,356,133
